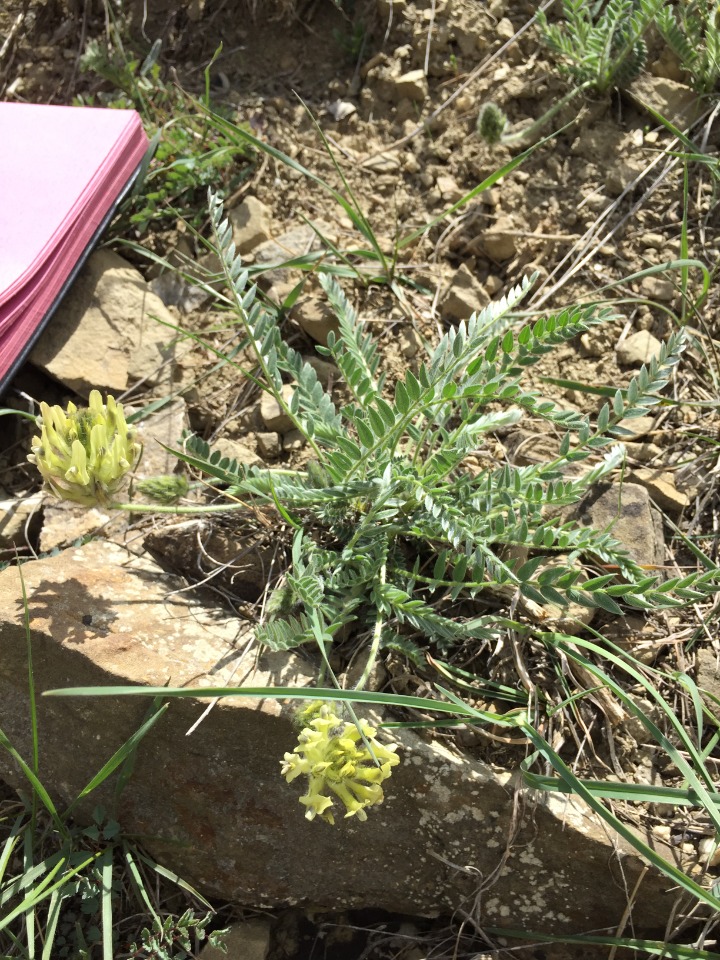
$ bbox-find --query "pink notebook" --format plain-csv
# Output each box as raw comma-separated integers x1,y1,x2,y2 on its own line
0,103,149,393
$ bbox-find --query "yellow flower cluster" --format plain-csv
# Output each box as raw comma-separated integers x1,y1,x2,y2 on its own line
281,703,400,825
29,391,140,507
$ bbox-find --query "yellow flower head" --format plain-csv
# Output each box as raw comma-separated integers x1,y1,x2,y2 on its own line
281,702,400,825
28,391,140,507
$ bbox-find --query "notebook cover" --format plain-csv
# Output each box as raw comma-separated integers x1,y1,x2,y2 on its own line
0,103,149,393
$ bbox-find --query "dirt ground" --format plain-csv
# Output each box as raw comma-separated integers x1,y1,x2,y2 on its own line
2,0,720,957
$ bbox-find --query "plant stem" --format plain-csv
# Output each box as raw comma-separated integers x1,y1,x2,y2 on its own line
355,562,386,691
110,500,251,515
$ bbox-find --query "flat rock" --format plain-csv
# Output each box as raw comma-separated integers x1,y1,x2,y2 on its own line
30,250,176,395
628,74,702,130
38,501,120,553
132,399,189,481
253,224,326,286
0,541,688,940
149,271,209,314
631,468,689,514
256,432,281,459
564,481,664,568
615,416,655,440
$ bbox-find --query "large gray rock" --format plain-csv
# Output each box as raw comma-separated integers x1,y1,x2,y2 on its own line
0,541,686,945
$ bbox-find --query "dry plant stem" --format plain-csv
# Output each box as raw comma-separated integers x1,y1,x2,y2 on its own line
354,562,386,691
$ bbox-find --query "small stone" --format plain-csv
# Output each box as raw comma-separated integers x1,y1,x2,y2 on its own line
496,17,515,41
402,152,420,174
616,416,655,440
623,441,663,464
229,196,272,255
641,233,665,249
149,272,209,314
292,296,340,346
253,224,322,285
641,276,675,302
628,74,702,130
399,326,423,359
362,152,401,173
212,437,263,468
202,919,271,960
616,330,663,367
605,158,645,196
260,385,295,433
485,274,503,296
283,429,306,452
699,838,720,867
132,399,189,481
478,215,517,261
391,69,428,103
631,468,689,514
256,432,281,459
435,174,463,202
30,250,176,395
441,264,488,321
579,333,604,358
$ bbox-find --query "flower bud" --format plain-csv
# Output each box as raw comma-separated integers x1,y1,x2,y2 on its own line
135,474,189,504
28,391,140,507
476,102,508,145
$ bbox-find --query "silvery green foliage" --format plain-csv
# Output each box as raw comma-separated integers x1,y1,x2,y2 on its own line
536,0,663,93
174,193,719,657
656,0,720,94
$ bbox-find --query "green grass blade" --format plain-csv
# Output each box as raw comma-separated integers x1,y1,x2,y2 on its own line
0,727,65,837
64,701,169,815
0,855,99,934
134,850,214,911
483,925,720,959
41,888,65,960
41,683,519,720
522,771,720,807
121,842,160,927
544,633,720,833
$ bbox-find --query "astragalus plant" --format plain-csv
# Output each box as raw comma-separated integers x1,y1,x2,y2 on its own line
174,193,718,673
